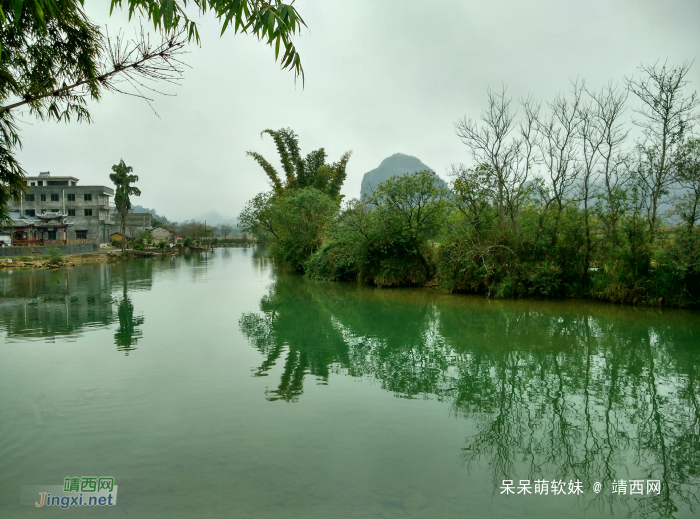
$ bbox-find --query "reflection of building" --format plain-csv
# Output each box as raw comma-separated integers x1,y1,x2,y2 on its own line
6,171,151,244
0,263,115,338
0,259,156,341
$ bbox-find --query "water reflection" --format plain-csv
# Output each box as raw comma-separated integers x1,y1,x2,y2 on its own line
240,274,700,517
0,260,154,351
114,264,145,354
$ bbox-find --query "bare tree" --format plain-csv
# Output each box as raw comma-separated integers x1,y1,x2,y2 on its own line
589,83,630,246
577,82,630,283
455,87,535,236
627,61,700,239
533,82,583,223
219,224,234,238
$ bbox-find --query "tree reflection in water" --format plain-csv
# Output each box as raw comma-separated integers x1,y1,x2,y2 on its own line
240,273,700,517
114,263,145,354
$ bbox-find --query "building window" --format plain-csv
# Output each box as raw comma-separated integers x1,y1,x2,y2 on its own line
40,194,46,201
84,209,93,216
30,182,35,186
37,181,43,186
51,194,59,201
67,194,75,201
84,194,92,201
26,194,35,201
51,209,59,212
67,209,76,216
47,231,57,240
76,230,88,239
24,209,35,217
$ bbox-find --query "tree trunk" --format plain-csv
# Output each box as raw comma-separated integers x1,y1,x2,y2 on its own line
121,211,126,252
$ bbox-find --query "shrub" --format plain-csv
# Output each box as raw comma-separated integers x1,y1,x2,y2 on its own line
134,243,145,250
157,240,168,249
46,246,63,265
305,242,358,281
139,230,154,246
183,237,193,248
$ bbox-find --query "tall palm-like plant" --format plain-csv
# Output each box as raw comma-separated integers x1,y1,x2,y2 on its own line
110,159,141,252
247,128,351,199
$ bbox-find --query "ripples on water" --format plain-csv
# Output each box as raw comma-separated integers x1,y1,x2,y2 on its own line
0,250,698,518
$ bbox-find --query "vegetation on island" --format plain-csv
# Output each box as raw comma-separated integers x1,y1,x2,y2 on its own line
239,128,352,270
240,63,700,307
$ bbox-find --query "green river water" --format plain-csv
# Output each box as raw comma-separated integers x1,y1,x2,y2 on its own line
0,248,699,518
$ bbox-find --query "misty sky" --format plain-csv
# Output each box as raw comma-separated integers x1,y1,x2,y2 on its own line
14,0,700,222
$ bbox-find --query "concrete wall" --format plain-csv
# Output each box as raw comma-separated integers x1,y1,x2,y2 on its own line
0,243,98,257
111,213,152,240
9,185,115,243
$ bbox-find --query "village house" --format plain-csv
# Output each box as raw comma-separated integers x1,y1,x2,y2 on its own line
150,226,176,244
4,172,151,245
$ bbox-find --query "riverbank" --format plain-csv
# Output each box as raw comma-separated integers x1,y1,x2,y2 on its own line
0,244,254,270
0,248,179,270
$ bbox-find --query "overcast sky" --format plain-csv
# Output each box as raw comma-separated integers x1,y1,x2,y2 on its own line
15,0,700,222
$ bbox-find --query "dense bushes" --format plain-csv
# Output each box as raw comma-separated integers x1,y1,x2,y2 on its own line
240,187,339,271
244,162,700,306
240,65,700,306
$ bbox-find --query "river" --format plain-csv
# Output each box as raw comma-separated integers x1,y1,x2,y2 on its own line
1,248,698,518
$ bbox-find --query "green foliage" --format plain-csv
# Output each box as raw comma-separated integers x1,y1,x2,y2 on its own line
307,171,448,286
110,159,141,251
111,160,141,214
46,246,63,265
133,242,144,250
305,241,358,281
265,187,338,271
238,191,275,243
111,240,121,248
138,230,153,245
182,236,193,248
157,240,168,249
246,128,351,200
110,0,307,79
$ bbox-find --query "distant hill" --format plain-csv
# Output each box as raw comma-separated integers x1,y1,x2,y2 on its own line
360,153,448,199
192,211,237,227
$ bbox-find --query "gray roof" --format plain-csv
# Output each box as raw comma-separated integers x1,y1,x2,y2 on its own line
4,214,72,228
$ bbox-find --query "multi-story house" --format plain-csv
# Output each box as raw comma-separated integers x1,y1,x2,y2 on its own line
6,172,151,244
